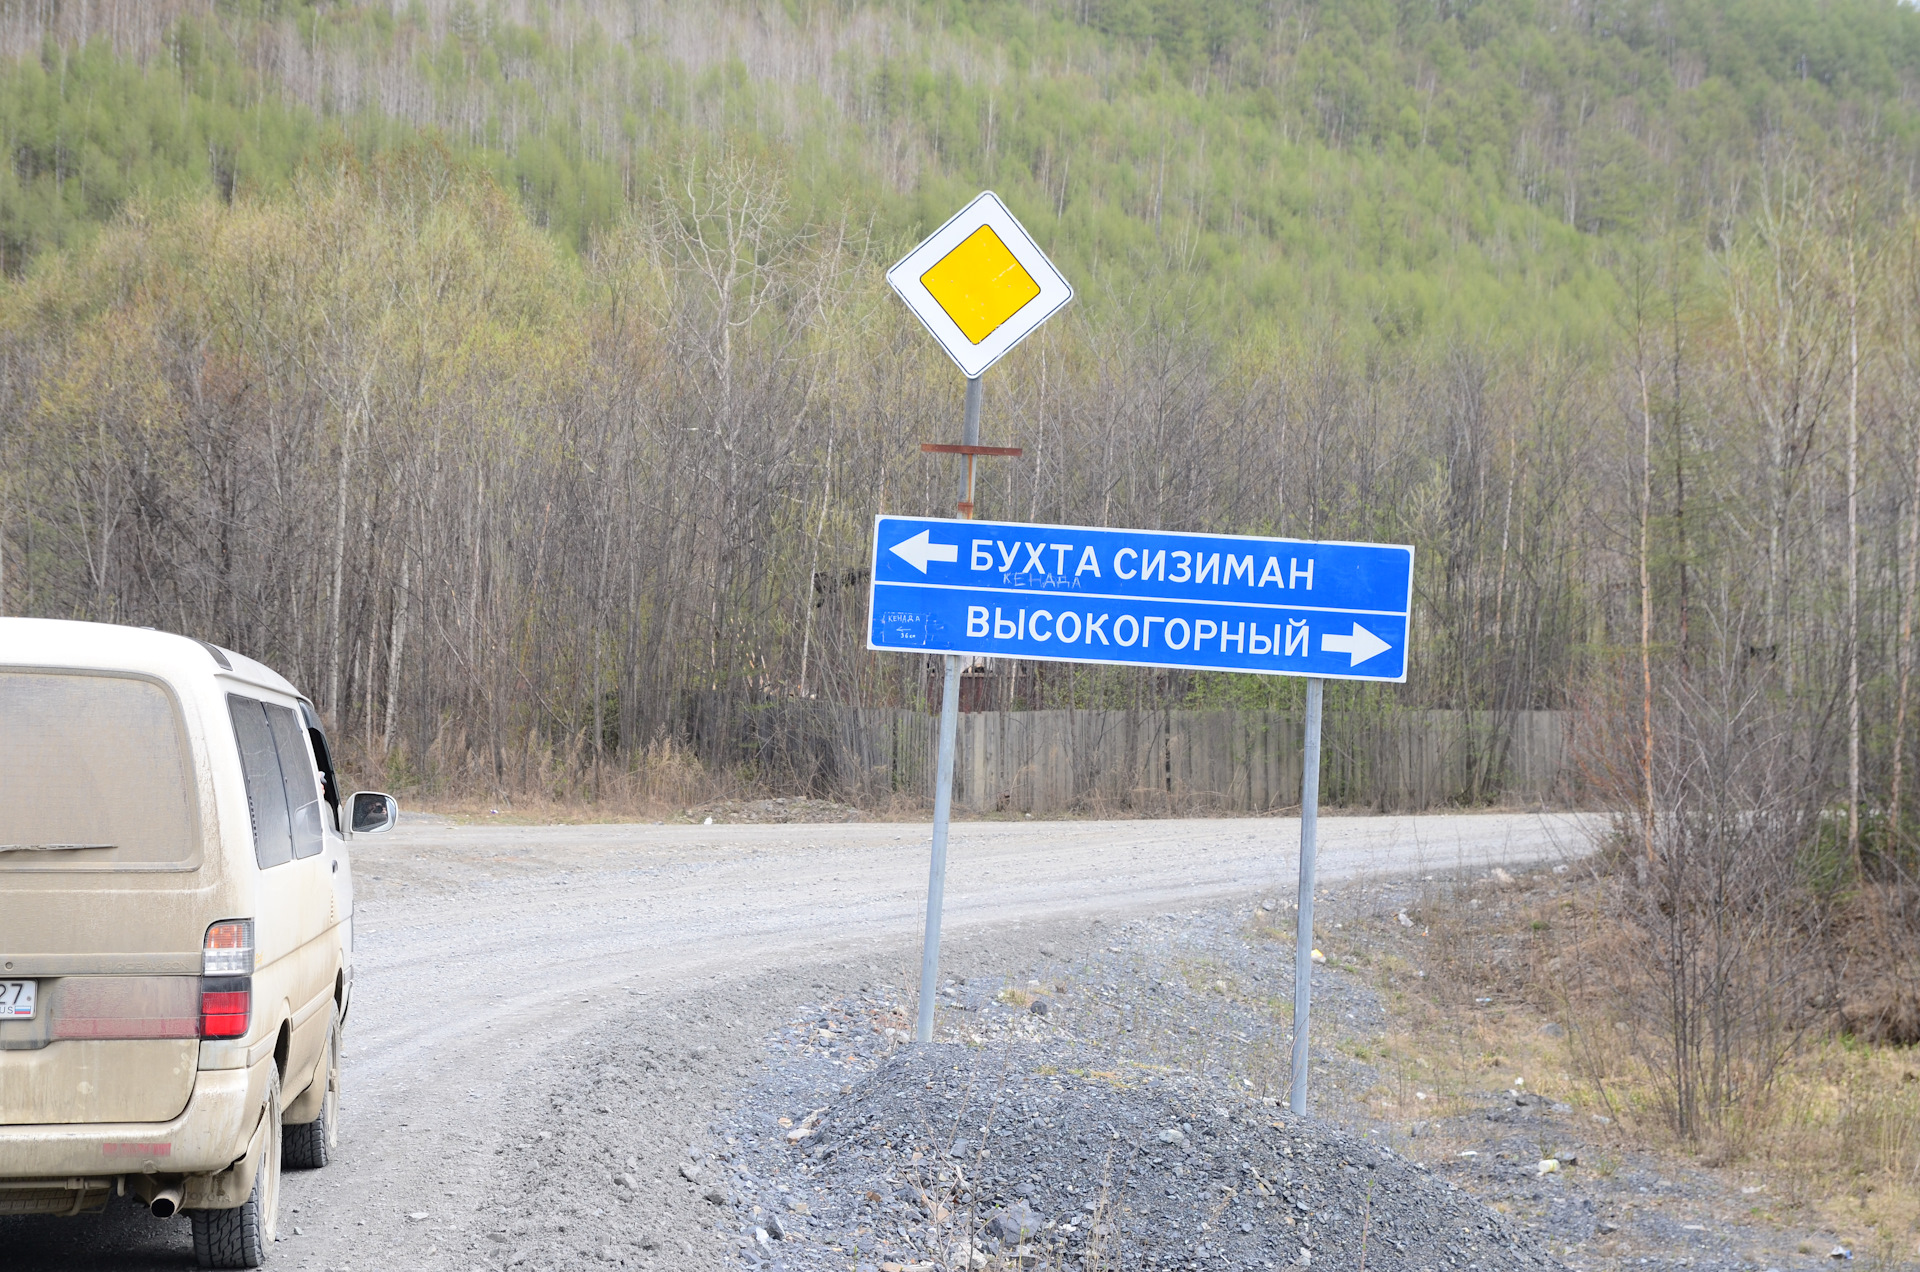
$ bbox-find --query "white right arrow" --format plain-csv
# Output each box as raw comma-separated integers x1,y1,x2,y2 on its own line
1321,622,1392,667
890,529,960,574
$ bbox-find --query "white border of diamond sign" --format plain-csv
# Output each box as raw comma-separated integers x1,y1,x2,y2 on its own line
885,191,1074,379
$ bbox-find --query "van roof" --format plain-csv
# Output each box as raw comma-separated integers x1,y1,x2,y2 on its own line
0,618,306,702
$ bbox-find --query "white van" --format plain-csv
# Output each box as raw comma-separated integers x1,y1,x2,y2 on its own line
0,618,395,1268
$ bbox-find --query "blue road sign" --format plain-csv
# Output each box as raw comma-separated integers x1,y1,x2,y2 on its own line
866,516,1414,683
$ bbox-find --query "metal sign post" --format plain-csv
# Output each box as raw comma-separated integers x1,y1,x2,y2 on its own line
917,647,960,1045
888,192,1071,1046
915,378,980,1045
1290,675,1323,1115
914,393,1026,1045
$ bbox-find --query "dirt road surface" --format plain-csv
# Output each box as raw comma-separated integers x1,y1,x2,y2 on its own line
3,812,1590,1270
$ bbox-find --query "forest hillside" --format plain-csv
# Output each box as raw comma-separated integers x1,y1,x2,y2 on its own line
5,0,1916,340
3,0,1920,827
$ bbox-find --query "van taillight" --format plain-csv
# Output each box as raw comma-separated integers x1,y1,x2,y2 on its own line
200,921,254,1038
199,977,251,1039
202,920,254,976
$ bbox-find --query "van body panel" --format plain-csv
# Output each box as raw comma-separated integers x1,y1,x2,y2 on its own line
255,850,341,1091
196,1033,279,1072
0,952,202,977
0,975,200,1050
0,878,230,978
0,1040,199,1124
180,1085,272,1211
282,1022,334,1123
277,947,337,1097
0,1062,264,1176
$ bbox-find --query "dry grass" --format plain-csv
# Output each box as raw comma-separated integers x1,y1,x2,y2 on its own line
1763,1040,1920,1254
348,734,740,820
403,793,688,824
1378,868,1920,1265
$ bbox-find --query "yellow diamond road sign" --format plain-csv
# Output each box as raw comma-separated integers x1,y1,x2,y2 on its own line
887,191,1072,379
921,225,1041,344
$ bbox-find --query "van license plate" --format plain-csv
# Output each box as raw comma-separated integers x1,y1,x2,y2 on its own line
0,980,34,1019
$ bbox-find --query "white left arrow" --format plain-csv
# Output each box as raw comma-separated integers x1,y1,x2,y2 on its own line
890,529,959,574
1320,622,1392,667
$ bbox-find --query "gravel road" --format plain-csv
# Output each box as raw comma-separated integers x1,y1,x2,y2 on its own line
1,812,1588,1270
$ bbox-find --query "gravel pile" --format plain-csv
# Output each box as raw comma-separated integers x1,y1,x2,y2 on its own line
724,1044,1564,1272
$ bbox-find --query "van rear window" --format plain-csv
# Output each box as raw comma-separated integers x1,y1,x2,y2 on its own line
0,672,199,871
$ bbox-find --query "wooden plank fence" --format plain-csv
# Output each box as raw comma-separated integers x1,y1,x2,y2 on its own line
754,707,1574,813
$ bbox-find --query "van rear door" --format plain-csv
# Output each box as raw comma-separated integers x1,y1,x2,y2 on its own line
0,670,208,1124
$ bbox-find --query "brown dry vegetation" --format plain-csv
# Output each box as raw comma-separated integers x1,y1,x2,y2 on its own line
1381,863,1920,1265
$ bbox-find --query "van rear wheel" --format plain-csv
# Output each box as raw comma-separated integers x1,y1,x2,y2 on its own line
284,1006,340,1169
191,1066,281,1269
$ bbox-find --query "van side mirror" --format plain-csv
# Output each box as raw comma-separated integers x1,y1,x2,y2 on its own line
347,792,398,836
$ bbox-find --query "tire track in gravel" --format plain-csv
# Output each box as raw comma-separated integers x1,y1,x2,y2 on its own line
1,813,1590,1270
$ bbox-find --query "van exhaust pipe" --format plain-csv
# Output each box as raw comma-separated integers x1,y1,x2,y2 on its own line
149,1187,183,1219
